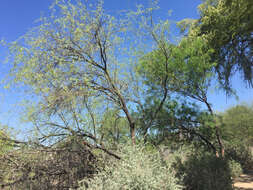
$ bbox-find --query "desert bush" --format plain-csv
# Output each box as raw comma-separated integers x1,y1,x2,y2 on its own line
172,146,233,190
78,143,182,190
228,159,242,178
225,144,253,171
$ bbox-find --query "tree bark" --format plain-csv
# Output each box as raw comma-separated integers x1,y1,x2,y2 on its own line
130,123,136,145
204,99,225,158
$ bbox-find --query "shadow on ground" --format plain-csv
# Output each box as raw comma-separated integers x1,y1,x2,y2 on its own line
234,171,253,190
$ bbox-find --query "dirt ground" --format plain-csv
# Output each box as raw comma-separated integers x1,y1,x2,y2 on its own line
234,171,253,190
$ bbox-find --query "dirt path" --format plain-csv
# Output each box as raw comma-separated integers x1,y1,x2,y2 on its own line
234,171,253,190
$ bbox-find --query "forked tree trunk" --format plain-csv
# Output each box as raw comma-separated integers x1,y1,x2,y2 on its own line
205,100,225,158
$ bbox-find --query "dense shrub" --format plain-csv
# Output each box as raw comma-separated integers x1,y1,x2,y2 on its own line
78,143,182,190
225,144,253,171
228,159,242,178
173,146,233,190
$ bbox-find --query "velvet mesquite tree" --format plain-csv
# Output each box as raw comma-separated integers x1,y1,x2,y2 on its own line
5,0,173,146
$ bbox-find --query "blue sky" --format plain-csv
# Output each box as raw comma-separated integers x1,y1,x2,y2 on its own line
0,0,252,130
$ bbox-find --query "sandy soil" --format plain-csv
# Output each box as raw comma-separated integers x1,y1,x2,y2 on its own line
234,171,253,190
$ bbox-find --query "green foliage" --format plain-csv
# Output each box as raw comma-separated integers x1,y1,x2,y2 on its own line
138,37,214,97
228,159,243,178
0,126,14,156
137,34,220,151
183,0,253,91
225,144,253,171
78,143,182,190
173,146,233,190
136,97,216,147
99,109,129,146
217,104,253,170
220,104,253,146
0,130,8,154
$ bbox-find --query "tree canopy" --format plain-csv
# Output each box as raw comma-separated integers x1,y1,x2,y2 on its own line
178,0,253,92
220,104,253,146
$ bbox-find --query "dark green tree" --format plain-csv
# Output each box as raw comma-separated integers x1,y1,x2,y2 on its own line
179,0,253,92
137,37,224,156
